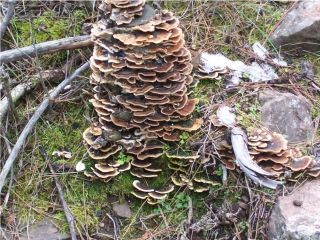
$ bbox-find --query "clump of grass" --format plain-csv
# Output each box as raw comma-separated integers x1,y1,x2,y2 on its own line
10,103,104,233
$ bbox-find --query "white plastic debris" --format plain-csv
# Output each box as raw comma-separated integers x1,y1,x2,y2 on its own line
216,105,236,127
272,57,288,67
75,161,86,172
252,42,288,67
198,42,288,87
199,52,231,73
199,52,279,85
52,150,72,159
252,42,269,60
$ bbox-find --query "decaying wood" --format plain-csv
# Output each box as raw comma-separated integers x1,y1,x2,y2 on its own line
216,105,282,189
39,146,77,240
230,127,282,189
0,66,18,121
0,62,89,194
0,35,93,64
0,0,17,40
0,69,65,125
0,135,13,216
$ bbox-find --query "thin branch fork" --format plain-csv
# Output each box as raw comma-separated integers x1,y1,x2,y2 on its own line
0,68,65,126
0,62,89,194
0,35,93,64
0,66,18,121
39,146,77,240
0,0,17,40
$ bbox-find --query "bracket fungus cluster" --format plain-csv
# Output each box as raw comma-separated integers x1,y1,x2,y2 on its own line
83,0,203,201
168,154,219,192
131,180,174,205
193,52,228,80
215,127,316,179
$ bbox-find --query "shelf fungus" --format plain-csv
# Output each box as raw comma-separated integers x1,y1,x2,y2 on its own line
215,127,316,181
193,52,228,80
168,153,220,192
131,180,174,205
83,0,202,187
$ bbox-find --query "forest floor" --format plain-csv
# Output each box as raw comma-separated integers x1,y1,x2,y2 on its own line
0,1,319,240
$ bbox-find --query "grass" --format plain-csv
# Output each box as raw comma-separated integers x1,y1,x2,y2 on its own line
2,1,320,239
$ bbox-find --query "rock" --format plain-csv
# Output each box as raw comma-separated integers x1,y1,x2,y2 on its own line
259,90,314,143
270,0,320,52
20,217,70,240
267,179,320,240
112,200,132,218
311,142,320,162
300,60,315,80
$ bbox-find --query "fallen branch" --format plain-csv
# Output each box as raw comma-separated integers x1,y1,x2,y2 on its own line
106,213,119,240
216,105,282,189
39,146,77,240
0,134,13,216
230,127,282,189
0,0,17,40
0,69,65,125
0,66,18,120
0,35,93,64
0,62,89,194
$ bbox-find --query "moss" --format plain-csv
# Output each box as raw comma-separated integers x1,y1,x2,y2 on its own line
107,172,135,197
11,9,87,66
191,78,224,105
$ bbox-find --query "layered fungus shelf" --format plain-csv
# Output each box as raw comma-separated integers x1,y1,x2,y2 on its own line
83,0,203,202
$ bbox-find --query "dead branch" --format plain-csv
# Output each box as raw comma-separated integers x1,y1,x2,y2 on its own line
106,213,119,240
0,62,89,194
0,0,17,40
39,146,77,240
0,35,93,64
0,66,18,120
0,69,65,125
0,134,13,216
230,127,282,189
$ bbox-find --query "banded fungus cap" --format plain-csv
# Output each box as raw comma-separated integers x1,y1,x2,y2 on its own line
132,180,154,192
285,156,314,171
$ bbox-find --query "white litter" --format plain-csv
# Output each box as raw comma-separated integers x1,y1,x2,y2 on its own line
198,42,288,87
216,105,236,127
75,161,86,172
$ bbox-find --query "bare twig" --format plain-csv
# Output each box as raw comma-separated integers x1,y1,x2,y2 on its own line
0,134,13,216
39,146,77,240
106,213,119,240
0,69,65,125
0,0,17,40
0,66,18,120
0,62,89,194
0,35,93,64
187,197,193,225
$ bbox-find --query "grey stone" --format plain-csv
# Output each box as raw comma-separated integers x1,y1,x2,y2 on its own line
267,179,320,240
20,217,70,240
270,0,320,52
259,90,314,143
112,200,132,218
